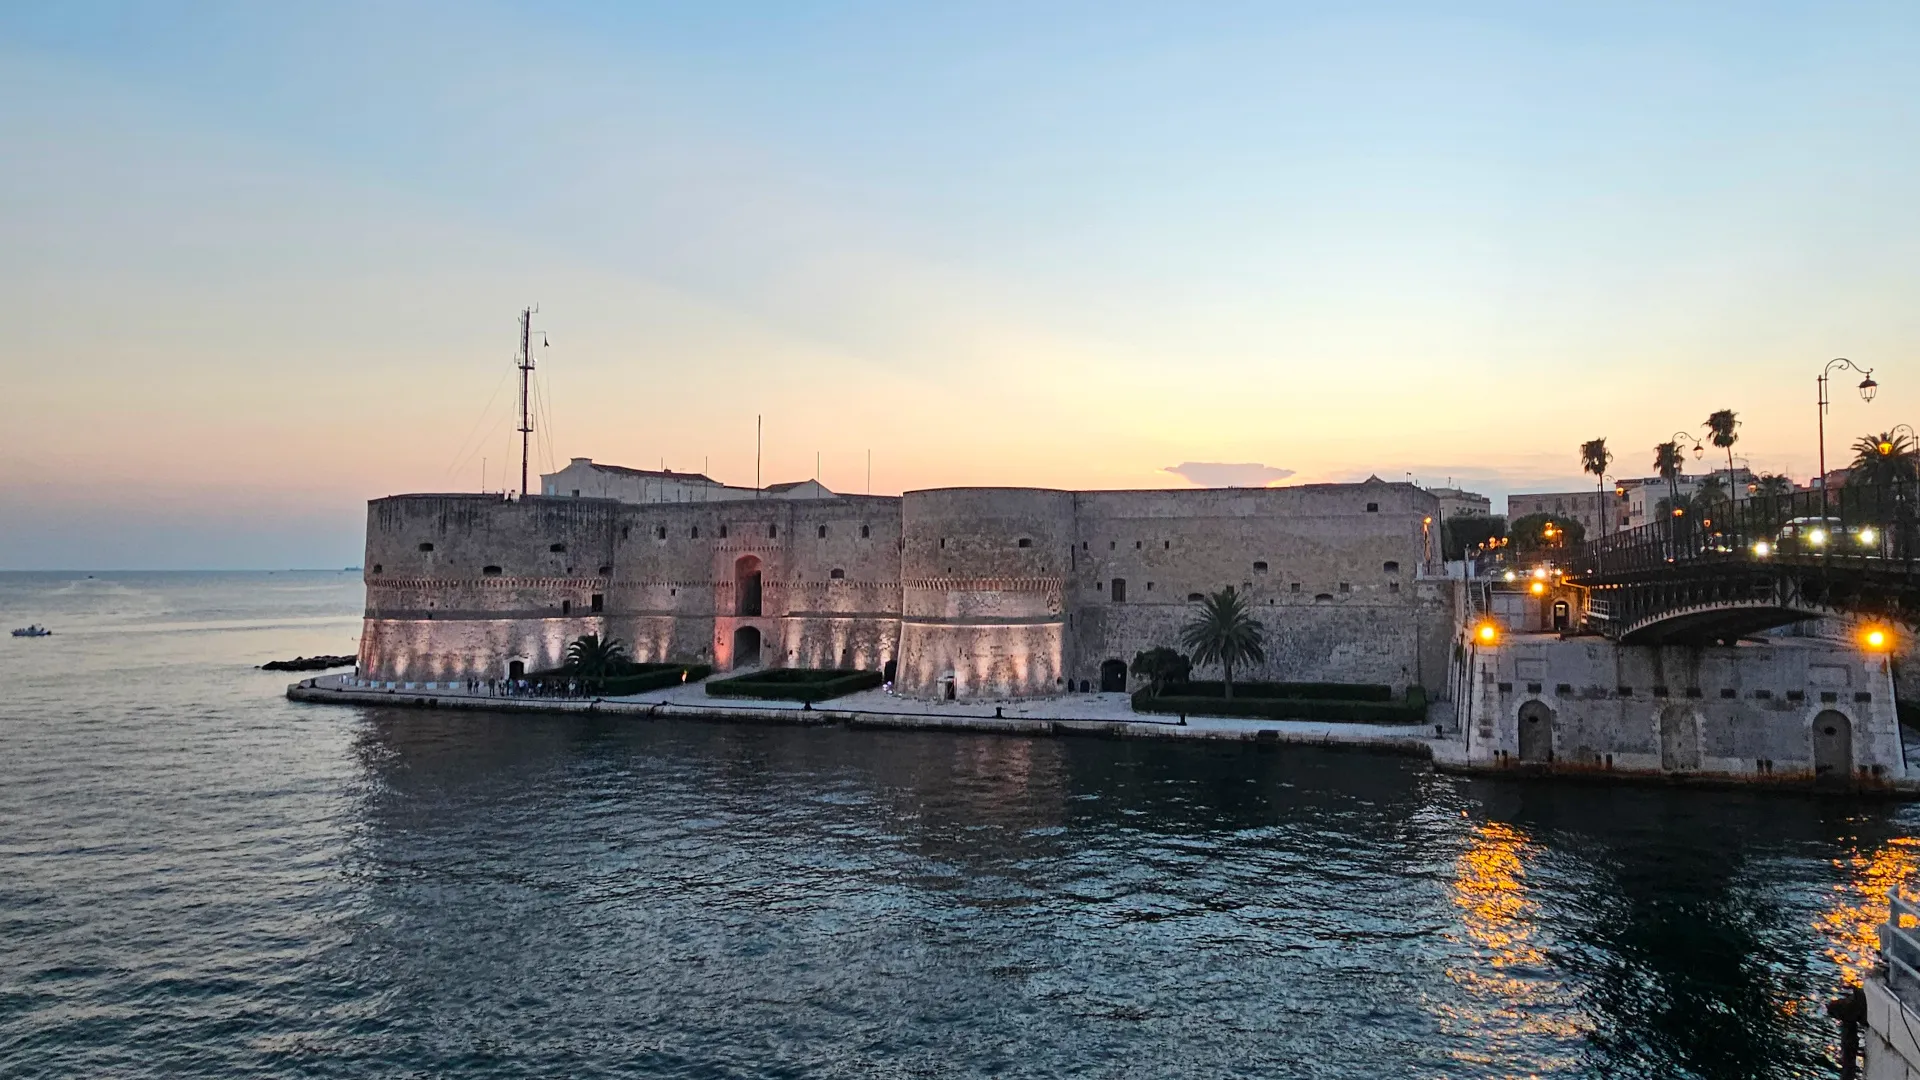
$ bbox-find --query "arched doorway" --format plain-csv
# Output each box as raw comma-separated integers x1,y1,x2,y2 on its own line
882,659,897,684
735,555,763,617
731,625,762,670
1552,600,1571,632
1517,700,1554,763
1659,705,1700,772
508,659,526,679
1100,658,1128,693
1813,710,1853,785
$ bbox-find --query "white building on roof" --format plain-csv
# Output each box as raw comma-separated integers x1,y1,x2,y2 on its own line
540,458,835,503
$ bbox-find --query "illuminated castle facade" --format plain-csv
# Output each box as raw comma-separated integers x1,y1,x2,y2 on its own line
356,477,1456,700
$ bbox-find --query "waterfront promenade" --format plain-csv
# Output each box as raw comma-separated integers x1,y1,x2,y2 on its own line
288,673,1443,755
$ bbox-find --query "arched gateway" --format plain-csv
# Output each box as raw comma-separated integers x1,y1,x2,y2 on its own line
731,625,762,671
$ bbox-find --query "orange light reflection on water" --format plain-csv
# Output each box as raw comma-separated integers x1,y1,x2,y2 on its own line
1439,821,1583,1073
1820,836,1920,987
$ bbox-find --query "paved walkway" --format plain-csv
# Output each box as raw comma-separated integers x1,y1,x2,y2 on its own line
291,673,1446,756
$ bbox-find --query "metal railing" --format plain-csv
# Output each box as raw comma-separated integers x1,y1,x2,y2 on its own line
1569,479,1920,579
1881,891,1920,1006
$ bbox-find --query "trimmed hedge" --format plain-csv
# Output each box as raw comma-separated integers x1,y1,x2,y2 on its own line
1131,685,1427,725
595,664,712,695
1163,680,1394,703
706,667,885,702
531,662,712,696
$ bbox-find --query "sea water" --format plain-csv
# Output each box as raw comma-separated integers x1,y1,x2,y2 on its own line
0,570,1912,1077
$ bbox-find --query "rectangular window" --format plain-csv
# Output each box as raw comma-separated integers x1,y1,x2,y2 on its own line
591,594,604,612
1111,578,1127,602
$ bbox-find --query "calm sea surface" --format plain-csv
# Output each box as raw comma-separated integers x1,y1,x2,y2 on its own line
2,571,1917,1078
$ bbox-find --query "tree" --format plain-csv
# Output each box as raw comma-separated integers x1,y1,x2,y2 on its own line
1848,431,1920,488
1693,476,1728,514
1441,514,1507,560
1130,647,1191,698
565,633,629,677
1752,474,1793,499
1179,587,1266,699
1654,441,1686,510
1509,512,1585,552
1581,438,1614,537
1704,409,1740,487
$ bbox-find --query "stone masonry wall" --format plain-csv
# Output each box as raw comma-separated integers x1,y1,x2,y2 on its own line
356,482,1455,698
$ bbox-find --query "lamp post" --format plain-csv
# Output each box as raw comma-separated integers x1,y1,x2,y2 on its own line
1819,358,1877,505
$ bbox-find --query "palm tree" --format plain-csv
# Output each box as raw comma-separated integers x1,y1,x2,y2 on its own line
1179,587,1266,700
1848,431,1920,488
1704,409,1740,489
565,633,629,677
1654,441,1686,510
1753,474,1793,499
1581,438,1613,537
1693,476,1728,514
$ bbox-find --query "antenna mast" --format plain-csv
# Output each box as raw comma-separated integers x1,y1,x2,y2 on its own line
517,306,537,496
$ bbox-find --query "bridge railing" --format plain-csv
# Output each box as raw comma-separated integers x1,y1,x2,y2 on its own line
1569,479,1920,579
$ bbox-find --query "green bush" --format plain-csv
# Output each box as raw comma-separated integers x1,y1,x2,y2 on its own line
706,668,884,702
1163,680,1394,702
594,664,712,695
1131,686,1428,724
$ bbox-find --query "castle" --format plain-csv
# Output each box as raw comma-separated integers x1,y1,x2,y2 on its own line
356,465,1458,700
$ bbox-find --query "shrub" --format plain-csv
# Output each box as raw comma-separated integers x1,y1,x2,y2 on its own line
1166,680,1394,702
530,662,711,695
595,664,712,695
706,668,884,702
1131,684,1429,725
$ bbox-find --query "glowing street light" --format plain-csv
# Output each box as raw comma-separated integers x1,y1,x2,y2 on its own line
1475,622,1499,645
1818,358,1877,501
1863,625,1893,652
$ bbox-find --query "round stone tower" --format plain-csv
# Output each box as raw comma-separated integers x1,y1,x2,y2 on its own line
896,488,1071,699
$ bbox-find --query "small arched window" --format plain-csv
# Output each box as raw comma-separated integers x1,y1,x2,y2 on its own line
550,543,567,553
861,525,870,538
418,542,434,552
1017,538,1032,548
1253,561,1268,573
597,565,612,575
691,526,700,539
1187,592,1203,601
372,564,383,575
620,526,630,540
655,526,667,540
1366,502,1379,512
1314,592,1333,601
483,565,503,576
818,525,828,538
830,568,845,580
719,525,729,538
769,524,778,538
1383,560,1400,572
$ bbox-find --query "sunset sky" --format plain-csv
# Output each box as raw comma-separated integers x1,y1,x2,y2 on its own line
6,2,1919,568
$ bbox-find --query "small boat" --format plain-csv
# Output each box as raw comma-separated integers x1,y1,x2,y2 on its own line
11,625,52,638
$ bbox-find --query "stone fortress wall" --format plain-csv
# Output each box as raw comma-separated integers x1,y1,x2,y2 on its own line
357,480,1453,700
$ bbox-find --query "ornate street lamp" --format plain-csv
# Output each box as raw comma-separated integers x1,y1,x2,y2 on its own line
1819,358,1876,502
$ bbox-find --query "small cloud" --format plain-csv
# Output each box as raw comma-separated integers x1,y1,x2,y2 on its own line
1163,462,1297,488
